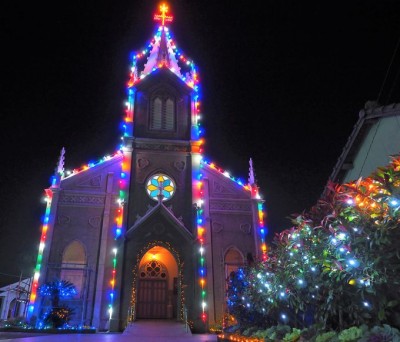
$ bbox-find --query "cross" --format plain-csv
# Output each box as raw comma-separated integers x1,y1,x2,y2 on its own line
154,3,173,26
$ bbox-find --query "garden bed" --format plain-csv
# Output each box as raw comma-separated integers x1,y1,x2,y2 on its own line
217,333,261,342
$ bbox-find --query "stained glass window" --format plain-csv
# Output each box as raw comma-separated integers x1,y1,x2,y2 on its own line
146,174,175,201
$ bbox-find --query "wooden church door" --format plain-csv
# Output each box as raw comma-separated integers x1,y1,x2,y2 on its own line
136,260,168,318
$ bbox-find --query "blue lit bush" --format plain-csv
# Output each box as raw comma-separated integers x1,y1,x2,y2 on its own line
38,279,77,329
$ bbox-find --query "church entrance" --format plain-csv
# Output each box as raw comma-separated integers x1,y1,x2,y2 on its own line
136,246,178,319
137,260,168,318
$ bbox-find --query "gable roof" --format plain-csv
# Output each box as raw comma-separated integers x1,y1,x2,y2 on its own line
202,162,253,199
125,201,193,241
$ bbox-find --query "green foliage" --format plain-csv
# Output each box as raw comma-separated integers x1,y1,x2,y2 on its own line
360,324,400,342
235,324,400,342
283,328,302,341
251,328,271,339
300,324,323,341
272,324,292,340
253,326,278,341
338,326,366,341
242,326,258,336
315,331,337,342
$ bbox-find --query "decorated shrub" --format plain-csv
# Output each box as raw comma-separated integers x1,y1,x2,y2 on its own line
225,156,400,336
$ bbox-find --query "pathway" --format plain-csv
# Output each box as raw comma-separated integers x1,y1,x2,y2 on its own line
0,320,218,342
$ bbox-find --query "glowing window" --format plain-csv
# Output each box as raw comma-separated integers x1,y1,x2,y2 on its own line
139,260,167,279
61,241,86,298
146,174,175,201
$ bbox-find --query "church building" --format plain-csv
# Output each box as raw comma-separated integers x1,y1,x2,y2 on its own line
27,3,267,333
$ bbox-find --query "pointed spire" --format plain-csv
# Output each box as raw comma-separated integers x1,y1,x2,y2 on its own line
248,158,255,185
50,147,65,188
56,147,65,177
157,29,171,67
249,158,261,200
142,4,181,78
142,27,182,77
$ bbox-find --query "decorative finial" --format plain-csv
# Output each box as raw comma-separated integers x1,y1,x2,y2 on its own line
248,158,255,185
154,3,173,26
56,147,65,176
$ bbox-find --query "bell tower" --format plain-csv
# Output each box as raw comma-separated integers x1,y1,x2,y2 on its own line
126,67,195,230
117,3,205,331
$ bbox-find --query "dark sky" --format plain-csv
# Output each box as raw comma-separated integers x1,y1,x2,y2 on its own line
0,1,399,285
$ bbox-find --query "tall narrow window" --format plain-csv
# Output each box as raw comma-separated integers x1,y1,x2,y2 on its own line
151,97,162,129
150,96,175,131
164,98,174,130
60,241,86,298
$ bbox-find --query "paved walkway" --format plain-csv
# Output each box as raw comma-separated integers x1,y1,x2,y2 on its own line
0,320,219,342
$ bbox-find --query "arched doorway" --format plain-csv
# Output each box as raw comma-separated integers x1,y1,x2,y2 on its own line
8,298,19,319
136,246,178,319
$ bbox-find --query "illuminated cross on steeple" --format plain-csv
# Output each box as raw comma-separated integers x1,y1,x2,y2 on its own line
154,3,173,26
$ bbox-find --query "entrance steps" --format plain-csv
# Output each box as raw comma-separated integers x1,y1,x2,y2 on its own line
123,319,192,337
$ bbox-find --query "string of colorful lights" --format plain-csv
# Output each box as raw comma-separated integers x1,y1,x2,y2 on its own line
27,181,56,315
107,60,134,322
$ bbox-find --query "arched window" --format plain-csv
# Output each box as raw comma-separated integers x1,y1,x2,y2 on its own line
150,95,175,131
224,247,244,280
60,241,86,298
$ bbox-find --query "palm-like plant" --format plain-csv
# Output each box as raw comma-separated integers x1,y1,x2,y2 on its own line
38,279,77,328
39,279,77,307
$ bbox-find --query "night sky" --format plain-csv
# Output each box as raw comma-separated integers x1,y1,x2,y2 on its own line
0,1,399,286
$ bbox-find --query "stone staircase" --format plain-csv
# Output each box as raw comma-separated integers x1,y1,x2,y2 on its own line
123,319,192,338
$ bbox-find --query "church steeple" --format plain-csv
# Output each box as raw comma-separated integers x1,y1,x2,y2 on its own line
142,3,182,78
